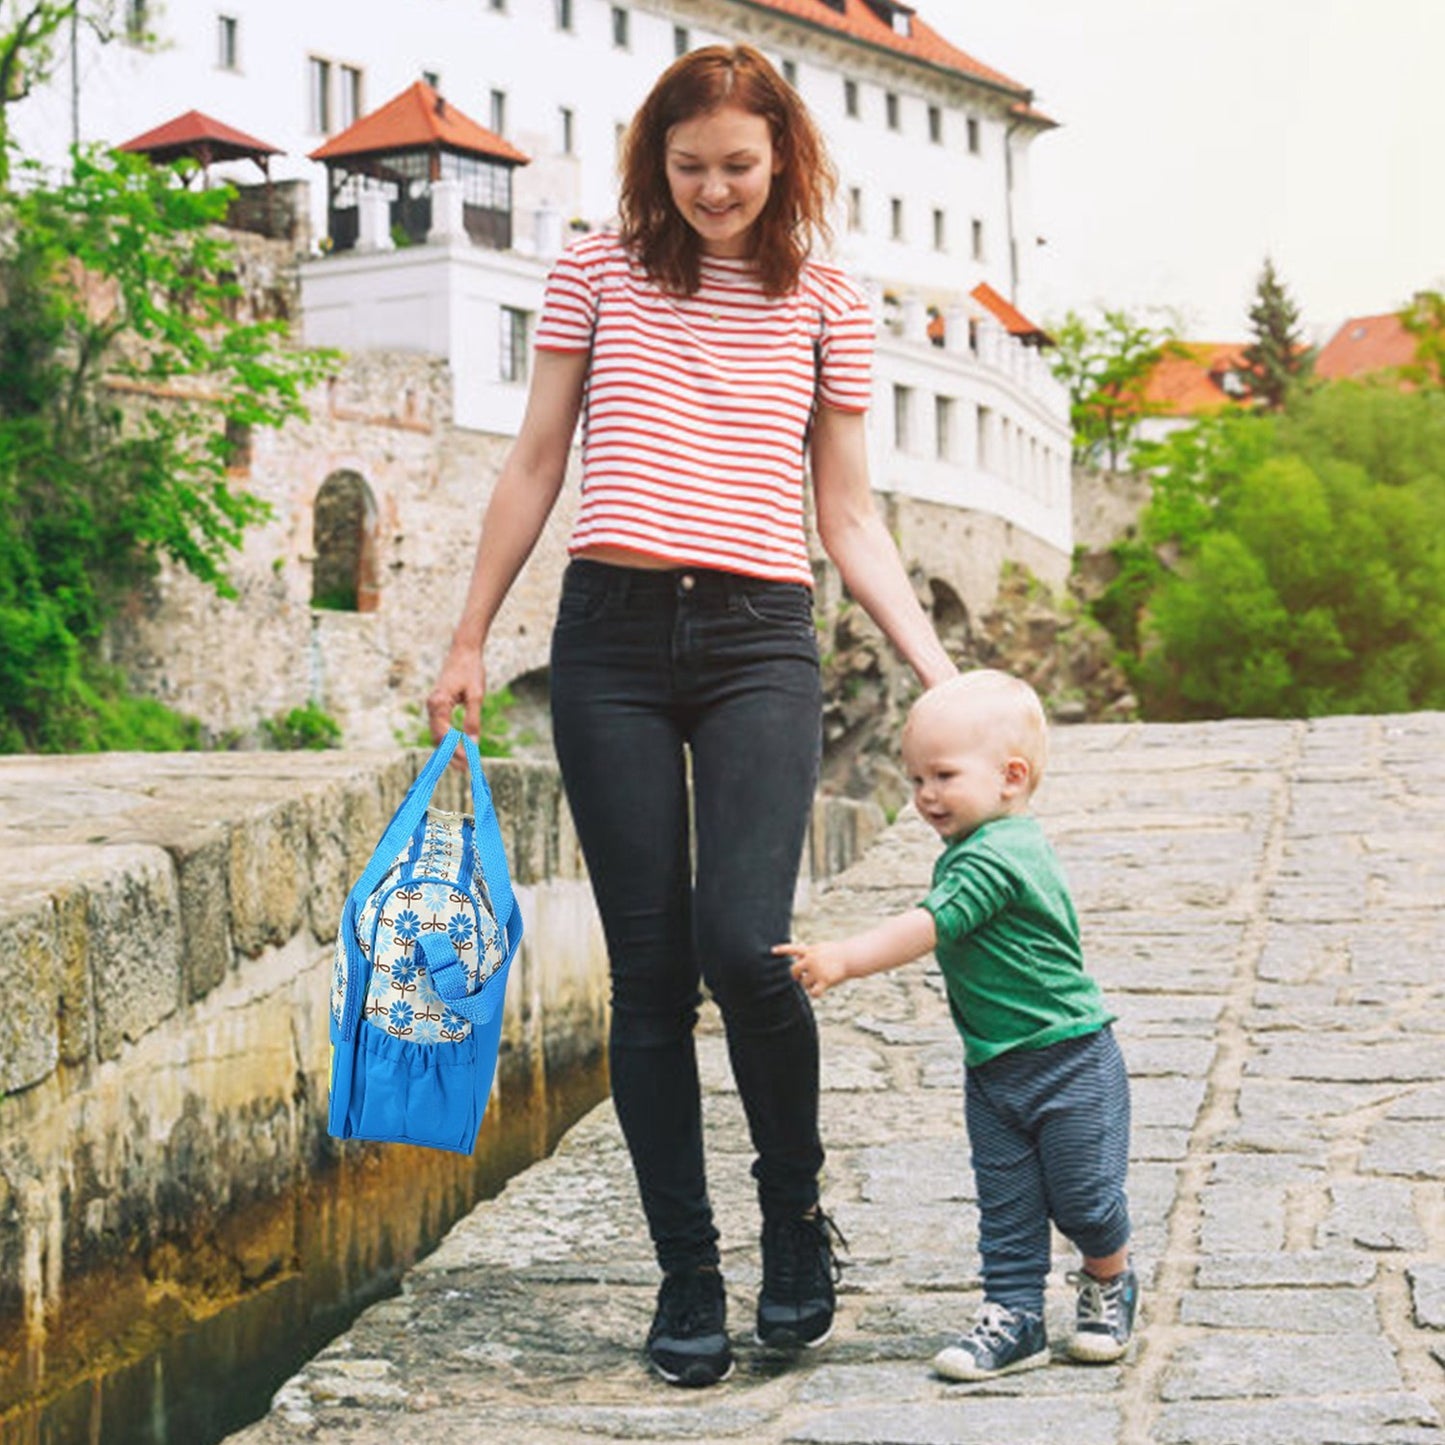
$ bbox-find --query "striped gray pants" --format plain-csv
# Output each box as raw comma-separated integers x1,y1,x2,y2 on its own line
964,1025,1132,1316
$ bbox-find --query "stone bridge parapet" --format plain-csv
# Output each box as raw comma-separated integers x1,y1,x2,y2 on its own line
0,750,883,1377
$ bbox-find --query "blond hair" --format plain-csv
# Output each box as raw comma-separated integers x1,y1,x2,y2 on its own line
907,669,1050,793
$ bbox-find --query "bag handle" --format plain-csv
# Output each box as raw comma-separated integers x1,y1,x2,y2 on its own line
338,728,522,1041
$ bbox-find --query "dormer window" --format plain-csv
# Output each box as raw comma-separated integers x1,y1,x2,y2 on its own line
861,0,913,36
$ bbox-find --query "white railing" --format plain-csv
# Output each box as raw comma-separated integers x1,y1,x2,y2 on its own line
870,314,1073,556
299,218,1074,555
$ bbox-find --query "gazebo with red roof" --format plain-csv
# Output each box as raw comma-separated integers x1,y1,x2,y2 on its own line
308,81,530,253
119,110,288,236
118,109,281,182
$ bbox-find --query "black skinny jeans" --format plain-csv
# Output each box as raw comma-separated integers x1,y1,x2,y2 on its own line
550,558,824,1273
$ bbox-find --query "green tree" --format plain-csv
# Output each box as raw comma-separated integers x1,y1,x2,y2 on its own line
0,1,148,185
1241,256,1313,411
1049,307,1178,472
1101,384,1445,720
1400,289,1445,389
0,148,335,750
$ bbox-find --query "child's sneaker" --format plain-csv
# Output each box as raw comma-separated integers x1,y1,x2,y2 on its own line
932,1302,1049,1381
647,1267,733,1386
1066,1267,1139,1363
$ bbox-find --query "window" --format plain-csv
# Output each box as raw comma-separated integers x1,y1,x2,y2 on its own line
124,0,147,42
308,57,331,133
932,207,946,252
977,405,993,469
890,197,904,241
935,397,954,461
339,65,363,129
781,58,797,88
500,307,530,383
224,417,253,473
611,6,629,47
490,89,507,136
846,185,863,233
893,385,914,452
885,91,899,130
967,116,980,154
971,218,984,261
673,25,689,56
559,106,574,155
843,78,859,117
217,15,238,70
488,0,505,9
556,0,573,29
928,104,942,144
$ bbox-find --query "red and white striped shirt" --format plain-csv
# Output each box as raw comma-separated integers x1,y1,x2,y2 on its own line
534,231,874,586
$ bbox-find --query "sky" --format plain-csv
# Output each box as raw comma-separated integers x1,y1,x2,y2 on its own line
936,0,1445,343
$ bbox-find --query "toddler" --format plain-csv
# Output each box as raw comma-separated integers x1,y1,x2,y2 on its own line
775,669,1138,1379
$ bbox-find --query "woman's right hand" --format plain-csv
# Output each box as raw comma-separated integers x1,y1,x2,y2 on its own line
426,646,486,747
422,350,588,755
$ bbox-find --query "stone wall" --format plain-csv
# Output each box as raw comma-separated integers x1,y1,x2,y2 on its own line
880,491,1072,628
1071,464,1153,552
0,749,882,1397
108,352,580,750
105,345,1080,751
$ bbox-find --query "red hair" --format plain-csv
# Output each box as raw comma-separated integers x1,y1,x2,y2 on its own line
618,44,835,298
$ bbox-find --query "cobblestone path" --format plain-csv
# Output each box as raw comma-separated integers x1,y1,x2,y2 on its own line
231,716,1445,1445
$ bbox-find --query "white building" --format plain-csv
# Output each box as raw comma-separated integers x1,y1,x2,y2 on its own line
16,0,1072,560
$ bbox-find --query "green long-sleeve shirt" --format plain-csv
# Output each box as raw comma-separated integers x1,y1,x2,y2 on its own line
920,815,1113,1067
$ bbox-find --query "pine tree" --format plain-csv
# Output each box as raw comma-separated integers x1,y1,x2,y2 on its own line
1242,257,1313,411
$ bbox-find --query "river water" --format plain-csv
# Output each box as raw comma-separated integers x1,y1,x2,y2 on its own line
0,1056,608,1445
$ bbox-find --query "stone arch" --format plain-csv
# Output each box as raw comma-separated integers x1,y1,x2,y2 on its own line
498,664,553,757
928,577,970,643
311,470,381,613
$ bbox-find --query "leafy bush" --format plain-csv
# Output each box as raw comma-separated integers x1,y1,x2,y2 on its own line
0,147,334,752
262,703,343,751
1095,382,1445,719
395,688,518,757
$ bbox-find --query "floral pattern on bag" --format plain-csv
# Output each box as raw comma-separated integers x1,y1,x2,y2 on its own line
333,807,504,1042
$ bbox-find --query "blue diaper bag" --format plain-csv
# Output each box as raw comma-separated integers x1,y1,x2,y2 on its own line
328,728,523,1154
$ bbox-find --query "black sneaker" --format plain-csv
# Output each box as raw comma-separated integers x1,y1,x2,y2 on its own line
646,1267,733,1387
755,1209,847,1348
932,1302,1049,1381
1066,1267,1139,1363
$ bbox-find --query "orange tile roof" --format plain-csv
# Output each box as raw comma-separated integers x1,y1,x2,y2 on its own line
970,281,1049,341
1142,342,1252,417
1315,312,1416,380
738,0,1043,106
309,81,529,165
119,109,281,159
1009,100,1058,127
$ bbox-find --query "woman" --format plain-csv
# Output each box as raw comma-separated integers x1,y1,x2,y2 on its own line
427,44,955,1388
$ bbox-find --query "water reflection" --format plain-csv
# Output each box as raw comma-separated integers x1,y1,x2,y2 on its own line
0,1053,607,1445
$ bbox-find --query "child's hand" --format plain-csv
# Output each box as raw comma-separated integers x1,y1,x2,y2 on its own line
773,940,850,999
